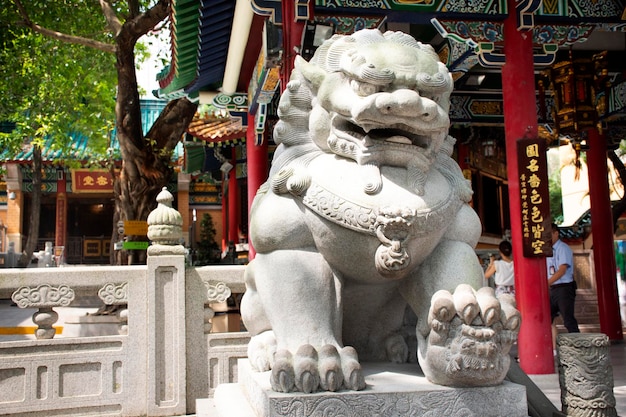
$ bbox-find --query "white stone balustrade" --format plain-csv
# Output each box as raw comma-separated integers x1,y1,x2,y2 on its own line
0,188,248,416
0,261,247,416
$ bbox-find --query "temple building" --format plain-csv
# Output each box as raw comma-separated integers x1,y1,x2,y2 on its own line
1,0,625,375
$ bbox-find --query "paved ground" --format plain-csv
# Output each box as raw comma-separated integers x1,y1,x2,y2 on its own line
1,299,624,415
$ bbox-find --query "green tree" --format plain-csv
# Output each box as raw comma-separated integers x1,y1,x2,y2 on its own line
1,0,197,265
548,165,564,225
1,1,117,266
195,213,220,265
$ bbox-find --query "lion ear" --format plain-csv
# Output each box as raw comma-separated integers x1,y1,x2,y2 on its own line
295,55,326,88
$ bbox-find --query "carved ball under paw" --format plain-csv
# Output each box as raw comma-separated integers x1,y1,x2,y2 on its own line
270,344,366,393
420,284,520,387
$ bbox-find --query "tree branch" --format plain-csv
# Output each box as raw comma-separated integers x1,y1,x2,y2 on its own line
98,0,123,36
128,0,141,19
124,0,171,41
13,0,116,53
146,98,197,152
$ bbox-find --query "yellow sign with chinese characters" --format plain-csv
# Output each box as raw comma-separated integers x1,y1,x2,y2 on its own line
123,220,148,236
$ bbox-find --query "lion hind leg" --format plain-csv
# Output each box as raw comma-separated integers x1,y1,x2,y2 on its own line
248,331,277,372
385,333,409,364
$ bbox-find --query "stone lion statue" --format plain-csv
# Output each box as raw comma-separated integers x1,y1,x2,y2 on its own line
240,29,520,393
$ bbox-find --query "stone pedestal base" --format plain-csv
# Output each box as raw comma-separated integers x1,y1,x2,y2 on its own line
211,359,528,417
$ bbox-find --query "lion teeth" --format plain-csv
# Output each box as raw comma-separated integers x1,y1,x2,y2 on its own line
385,136,412,145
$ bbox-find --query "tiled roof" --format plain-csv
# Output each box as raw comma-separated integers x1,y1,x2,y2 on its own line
185,0,236,94
157,0,235,99
156,0,201,98
186,113,247,146
3,134,118,163
1,99,168,163
557,202,619,241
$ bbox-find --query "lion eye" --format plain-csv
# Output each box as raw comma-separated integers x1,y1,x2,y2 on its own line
351,80,378,96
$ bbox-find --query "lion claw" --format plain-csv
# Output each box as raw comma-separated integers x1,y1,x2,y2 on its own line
266,344,366,393
421,284,520,387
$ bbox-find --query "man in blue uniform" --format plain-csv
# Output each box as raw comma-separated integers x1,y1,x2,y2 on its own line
547,222,579,333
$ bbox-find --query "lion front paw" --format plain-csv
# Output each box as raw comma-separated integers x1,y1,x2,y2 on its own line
419,284,520,387
271,345,366,393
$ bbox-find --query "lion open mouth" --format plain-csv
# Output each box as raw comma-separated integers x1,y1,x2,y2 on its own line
332,115,431,150
329,115,438,168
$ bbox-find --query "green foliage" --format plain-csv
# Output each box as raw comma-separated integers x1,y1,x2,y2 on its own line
195,213,221,265
0,1,118,164
549,165,564,224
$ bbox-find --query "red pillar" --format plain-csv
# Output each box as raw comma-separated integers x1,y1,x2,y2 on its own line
221,183,228,251
280,1,308,93
586,128,623,340
228,155,239,246
55,170,67,249
246,113,269,259
502,2,554,373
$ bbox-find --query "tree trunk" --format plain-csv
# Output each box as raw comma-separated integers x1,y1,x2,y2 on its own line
110,25,197,264
18,144,42,267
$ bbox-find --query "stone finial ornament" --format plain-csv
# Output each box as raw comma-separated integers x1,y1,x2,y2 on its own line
147,187,185,255
240,28,520,393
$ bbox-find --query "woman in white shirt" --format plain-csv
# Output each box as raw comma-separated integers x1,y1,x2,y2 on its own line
484,240,515,297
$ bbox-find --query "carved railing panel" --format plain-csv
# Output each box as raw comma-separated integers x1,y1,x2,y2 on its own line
11,284,75,339
203,280,232,334
98,282,129,335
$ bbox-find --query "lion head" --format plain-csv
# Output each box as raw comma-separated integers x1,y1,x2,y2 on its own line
270,29,470,200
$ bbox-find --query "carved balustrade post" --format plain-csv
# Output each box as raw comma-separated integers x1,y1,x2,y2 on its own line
145,187,187,416
11,284,75,339
556,333,617,417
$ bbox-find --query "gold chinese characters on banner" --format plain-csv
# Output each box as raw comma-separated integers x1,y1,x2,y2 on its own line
71,169,114,193
517,138,553,257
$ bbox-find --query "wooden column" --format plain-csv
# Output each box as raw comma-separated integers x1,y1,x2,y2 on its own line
228,154,239,246
502,0,554,373
586,128,623,340
279,1,308,93
177,173,191,247
55,170,67,249
246,113,268,259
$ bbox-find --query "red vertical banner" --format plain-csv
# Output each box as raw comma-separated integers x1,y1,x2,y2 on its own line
55,193,67,248
56,170,67,249
517,138,553,257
